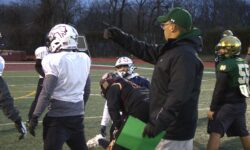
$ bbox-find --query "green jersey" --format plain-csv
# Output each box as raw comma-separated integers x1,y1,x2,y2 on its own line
217,57,249,97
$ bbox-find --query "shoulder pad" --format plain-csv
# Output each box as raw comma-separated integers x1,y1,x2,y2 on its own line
35,46,48,59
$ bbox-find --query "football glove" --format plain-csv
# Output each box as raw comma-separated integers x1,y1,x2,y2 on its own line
103,28,113,39
87,134,105,149
28,115,38,137
14,118,27,140
103,27,121,40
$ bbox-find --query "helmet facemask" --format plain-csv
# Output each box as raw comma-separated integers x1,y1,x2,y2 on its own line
115,57,136,78
215,35,241,59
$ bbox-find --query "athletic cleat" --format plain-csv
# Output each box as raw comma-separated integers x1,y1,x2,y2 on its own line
87,134,105,149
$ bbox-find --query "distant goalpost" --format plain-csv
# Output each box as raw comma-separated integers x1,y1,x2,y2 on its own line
78,35,91,57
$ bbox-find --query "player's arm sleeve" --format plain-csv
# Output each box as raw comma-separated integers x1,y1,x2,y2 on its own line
153,55,202,130
83,75,91,105
210,72,228,111
106,84,123,129
100,101,111,126
35,59,45,77
33,75,58,117
0,77,21,122
109,27,163,64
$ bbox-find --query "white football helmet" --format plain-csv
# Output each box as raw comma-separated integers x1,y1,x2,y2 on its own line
115,57,136,77
47,24,78,53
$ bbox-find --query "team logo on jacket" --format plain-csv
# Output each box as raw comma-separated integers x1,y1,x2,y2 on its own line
220,65,226,71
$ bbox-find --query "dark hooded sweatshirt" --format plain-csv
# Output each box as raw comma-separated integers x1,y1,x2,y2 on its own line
108,27,204,140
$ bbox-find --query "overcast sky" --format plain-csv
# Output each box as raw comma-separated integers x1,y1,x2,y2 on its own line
1,0,250,4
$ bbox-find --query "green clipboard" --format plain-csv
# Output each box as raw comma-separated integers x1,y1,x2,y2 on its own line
116,116,165,150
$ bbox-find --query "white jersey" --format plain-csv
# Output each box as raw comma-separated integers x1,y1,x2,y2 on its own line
0,56,5,76
34,46,48,78
42,51,91,103
101,101,110,126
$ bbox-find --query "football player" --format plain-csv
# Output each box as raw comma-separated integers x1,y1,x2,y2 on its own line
87,57,150,149
0,56,27,140
28,24,91,150
27,41,91,122
207,35,250,150
27,45,48,122
114,57,150,88
99,72,150,149
100,57,150,135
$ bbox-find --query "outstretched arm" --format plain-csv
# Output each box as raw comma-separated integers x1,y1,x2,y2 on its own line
104,27,162,64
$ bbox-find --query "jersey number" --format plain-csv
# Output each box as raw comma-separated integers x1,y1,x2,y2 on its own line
238,64,250,97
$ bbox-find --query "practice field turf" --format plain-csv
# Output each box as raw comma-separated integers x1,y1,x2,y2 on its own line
0,62,249,150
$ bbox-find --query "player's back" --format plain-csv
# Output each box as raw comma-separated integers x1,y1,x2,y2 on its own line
42,51,91,103
217,57,248,88
119,78,150,122
216,57,248,103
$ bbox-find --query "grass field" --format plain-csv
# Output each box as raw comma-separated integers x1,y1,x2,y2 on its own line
0,62,249,150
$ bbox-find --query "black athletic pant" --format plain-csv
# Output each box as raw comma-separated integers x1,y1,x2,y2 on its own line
28,78,43,120
43,115,88,150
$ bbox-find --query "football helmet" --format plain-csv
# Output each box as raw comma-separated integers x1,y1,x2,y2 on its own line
47,24,78,53
99,72,120,98
215,35,241,58
221,30,233,37
115,57,136,77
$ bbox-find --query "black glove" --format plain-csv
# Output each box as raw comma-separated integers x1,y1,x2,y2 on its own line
100,125,107,137
28,115,38,137
14,118,27,140
103,27,122,40
103,28,113,39
142,123,163,138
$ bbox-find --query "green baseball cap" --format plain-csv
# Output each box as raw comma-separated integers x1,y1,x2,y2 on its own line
157,7,192,31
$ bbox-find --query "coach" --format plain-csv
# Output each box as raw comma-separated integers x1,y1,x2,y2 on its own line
104,7,204,150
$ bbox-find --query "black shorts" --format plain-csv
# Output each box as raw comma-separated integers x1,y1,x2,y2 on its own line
207,103,249,137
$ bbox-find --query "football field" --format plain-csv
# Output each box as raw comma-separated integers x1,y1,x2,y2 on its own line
0,62,249,150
